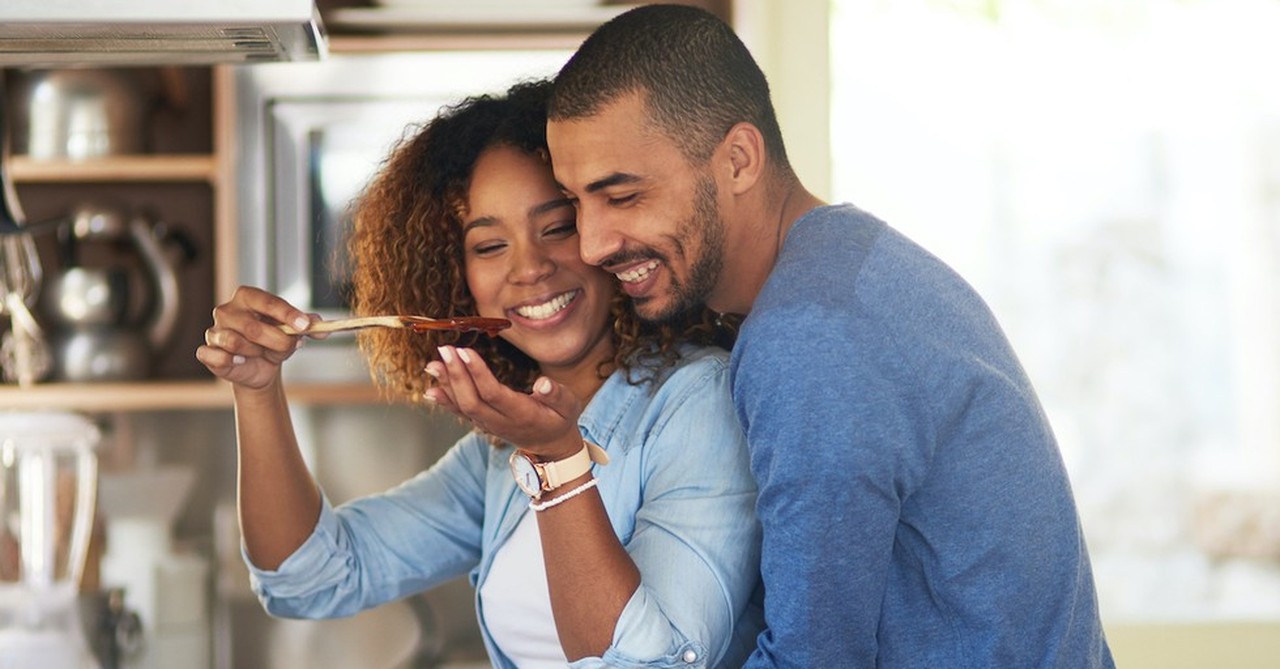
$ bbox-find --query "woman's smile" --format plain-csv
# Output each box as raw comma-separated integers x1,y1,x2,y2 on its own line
511,289,581,323
463,145,616,381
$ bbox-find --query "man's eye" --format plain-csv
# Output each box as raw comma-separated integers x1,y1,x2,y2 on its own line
607,193,638,206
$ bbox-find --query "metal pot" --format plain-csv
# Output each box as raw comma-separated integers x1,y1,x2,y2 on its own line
51,329,153,383
6,69,154,160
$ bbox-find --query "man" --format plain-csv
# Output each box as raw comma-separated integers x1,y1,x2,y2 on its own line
546,4,1114,668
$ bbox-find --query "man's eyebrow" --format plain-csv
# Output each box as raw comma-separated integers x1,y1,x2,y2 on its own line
584,173,644,194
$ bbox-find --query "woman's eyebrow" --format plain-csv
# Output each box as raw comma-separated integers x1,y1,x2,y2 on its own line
462,216,495,234
529,197,575,217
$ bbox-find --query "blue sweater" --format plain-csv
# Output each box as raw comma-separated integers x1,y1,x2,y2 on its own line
731,204,1113,668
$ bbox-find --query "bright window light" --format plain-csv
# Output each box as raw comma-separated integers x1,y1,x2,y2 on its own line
831,0,1280,621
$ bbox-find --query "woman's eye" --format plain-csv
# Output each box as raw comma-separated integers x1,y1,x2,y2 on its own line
544,221,577,238
471,241,506,256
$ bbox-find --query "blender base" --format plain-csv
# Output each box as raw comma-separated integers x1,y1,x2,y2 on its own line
0,627,99,669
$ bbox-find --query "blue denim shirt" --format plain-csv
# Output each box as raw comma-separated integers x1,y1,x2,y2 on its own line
248,346,764,668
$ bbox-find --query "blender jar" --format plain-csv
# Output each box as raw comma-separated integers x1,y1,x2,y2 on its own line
0,411,100,669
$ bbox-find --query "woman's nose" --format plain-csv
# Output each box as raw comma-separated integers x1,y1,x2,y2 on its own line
507,245,555,284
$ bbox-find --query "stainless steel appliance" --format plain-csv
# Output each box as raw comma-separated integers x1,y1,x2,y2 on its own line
41,203,190,382
7,68,157,161
0,0,326,67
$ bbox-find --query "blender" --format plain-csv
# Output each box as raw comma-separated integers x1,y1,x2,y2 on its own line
0,411,100,669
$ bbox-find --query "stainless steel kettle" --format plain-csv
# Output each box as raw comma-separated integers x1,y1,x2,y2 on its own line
41,204,187,381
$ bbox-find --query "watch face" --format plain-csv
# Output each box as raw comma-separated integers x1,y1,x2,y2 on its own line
509,452,542,499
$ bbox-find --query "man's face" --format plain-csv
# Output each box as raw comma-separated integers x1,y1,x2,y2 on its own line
547,92,727,323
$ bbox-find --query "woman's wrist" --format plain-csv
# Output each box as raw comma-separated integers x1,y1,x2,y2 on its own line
521,434,588,463
231,375,286,403
544,471,593,496
530,472,596,511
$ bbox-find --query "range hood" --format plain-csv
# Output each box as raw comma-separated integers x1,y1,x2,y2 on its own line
0,0,327,67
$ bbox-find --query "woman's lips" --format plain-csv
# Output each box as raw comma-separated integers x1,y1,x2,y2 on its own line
510,289,580,322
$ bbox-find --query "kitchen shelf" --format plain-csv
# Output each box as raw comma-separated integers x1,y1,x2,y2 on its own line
0,379,384,412
8,154,219,183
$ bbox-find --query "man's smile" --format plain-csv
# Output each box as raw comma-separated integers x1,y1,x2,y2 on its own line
615,259,660,284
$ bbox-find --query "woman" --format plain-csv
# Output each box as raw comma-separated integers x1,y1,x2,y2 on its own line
196,79,763,668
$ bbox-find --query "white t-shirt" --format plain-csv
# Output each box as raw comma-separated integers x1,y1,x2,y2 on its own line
478,510,567,667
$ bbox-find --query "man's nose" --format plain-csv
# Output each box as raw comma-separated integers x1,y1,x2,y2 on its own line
575,205,623,267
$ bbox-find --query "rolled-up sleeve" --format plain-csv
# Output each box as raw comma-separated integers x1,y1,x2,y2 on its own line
572,355,762,668
246,435,490,619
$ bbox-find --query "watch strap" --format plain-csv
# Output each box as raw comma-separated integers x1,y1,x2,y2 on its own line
535,440,610,490
584,440,610,466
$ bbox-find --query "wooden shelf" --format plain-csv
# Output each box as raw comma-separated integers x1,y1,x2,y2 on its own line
8,154,219,184
0,380,383,412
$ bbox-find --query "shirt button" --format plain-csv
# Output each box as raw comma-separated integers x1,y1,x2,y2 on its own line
682,649,698,663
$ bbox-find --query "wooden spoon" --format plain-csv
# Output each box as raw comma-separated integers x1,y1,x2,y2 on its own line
279,315,510,336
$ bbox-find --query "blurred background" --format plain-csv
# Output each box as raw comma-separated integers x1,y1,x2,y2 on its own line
758,0,1280,665
824,0,1280,618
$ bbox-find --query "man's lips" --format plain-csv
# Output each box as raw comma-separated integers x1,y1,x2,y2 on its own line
608,259,662,299
613,259,661,284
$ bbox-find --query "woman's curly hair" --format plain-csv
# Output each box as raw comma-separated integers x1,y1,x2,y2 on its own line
347,79,736,404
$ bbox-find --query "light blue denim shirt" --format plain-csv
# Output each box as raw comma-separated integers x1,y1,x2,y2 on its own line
247,346,764,668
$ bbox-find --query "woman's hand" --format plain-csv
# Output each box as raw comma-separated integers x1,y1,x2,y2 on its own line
196,286,320,391
426,345,585,460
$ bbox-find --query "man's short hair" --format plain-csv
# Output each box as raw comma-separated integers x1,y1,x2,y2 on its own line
550,3,791,171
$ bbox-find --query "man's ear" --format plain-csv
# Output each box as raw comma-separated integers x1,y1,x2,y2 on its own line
721,122,767,196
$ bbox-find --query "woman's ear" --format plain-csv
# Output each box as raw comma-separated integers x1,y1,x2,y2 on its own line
720,122,767,196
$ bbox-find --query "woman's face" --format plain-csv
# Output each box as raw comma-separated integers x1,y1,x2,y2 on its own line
462,145,616,377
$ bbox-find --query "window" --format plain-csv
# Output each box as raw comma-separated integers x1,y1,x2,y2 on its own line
830,0,1280,620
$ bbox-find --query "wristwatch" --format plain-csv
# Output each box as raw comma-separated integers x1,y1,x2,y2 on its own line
509,440,610,501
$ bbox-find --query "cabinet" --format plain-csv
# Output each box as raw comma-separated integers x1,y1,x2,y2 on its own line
0,66,379,410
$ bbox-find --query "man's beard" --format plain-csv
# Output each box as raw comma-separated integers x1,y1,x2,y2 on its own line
637,174,725,324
